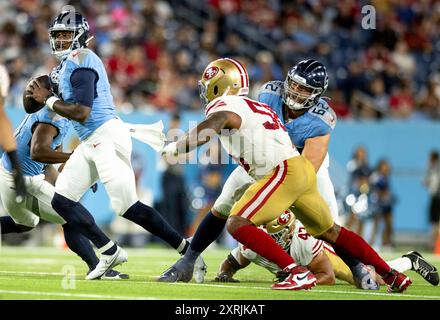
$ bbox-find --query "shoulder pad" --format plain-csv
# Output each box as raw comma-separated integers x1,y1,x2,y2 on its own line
307,99,337,129
66,48,91,66
258,80,284,97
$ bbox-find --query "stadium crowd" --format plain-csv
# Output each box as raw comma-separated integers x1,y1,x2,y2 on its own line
0,0,439,120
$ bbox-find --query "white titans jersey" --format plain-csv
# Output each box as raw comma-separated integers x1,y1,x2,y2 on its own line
238,220,324,274
205,95,299,179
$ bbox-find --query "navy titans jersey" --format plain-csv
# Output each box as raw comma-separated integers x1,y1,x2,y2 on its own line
57,48,116,140
257,80,336,151
1,108,70,176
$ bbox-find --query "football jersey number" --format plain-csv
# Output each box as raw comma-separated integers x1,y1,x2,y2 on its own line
243,98,286,131
297,227,310,240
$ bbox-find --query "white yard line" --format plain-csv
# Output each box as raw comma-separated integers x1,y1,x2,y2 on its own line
0,289,159,300
149,281,440,300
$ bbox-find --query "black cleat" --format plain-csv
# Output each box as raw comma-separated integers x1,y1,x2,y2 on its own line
102,269,129,280
87,269,129,280
157,258,194,283
402,251,439,286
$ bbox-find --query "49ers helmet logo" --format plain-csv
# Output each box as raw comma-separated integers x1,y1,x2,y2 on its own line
277,211,291,225
203,66,219,80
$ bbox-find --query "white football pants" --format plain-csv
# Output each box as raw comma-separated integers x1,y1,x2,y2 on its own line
55,118,138,215
0,164,65,228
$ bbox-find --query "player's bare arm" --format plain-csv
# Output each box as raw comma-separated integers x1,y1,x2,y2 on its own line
301,134,330,173
307,251,336,285
0,101,17,152
216,249,251,282
26,80,91,123
30,123,72,163
166,110,241,155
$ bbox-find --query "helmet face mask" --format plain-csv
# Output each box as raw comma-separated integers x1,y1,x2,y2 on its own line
282,59,328,110
283,76,322,110
265,211,295,250
199,58,249,108
49,11,90,61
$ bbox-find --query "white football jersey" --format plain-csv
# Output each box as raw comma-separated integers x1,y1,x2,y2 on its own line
238,220,324,274
205,95,299,179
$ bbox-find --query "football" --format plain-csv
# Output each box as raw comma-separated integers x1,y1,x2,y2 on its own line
23,74,52,113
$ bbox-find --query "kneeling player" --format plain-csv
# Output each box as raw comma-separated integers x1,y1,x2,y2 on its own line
216,212,439,288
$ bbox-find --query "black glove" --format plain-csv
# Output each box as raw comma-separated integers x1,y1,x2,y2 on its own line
7,150,26,203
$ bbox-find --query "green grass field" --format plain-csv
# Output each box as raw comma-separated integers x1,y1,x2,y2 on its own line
0,246,439,300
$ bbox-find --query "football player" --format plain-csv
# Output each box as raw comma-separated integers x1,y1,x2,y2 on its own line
26,10,198,279
256,60,373,285
0,64,26,203
160,57,411,292
0,106,128,279
216,211,439,287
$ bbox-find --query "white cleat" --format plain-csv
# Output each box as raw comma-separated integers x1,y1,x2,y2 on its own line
86,246,128,280
194,255,207,283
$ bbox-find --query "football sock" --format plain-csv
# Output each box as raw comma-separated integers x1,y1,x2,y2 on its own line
232,224,295,270
62,223,99,269
386,257,412,273
334,226,391,276
52,193,111,248
99,241,117,255
182,211,226,263
0,216,33,234
123,201,185,251
177,239,190,255
333,246,364,270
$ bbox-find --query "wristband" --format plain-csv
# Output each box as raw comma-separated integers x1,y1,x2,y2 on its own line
45,96,59,110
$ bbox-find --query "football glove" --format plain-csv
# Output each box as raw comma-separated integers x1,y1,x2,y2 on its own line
7,150,26,204
161,141,178,157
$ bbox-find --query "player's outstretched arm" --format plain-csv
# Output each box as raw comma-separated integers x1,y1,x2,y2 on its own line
301,134,330,172
162,110,241,156
30,123,72,164
0,99,17,152
307,251,336,285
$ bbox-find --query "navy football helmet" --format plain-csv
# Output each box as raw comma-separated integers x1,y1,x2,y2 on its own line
49,11,90,60
283,59,329,110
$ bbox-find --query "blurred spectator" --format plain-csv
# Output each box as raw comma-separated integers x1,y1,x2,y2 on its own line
0,0,438,120
111,152,152,247
369,159,396,250
160,113,189,236
345,146,372,235
423,151,440,251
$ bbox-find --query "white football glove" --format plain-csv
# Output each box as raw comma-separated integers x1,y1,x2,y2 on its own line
161,142,178,157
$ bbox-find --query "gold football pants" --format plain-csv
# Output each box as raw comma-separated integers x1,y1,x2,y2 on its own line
230,156,334,237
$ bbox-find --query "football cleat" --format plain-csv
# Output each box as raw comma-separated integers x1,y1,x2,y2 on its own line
86,246,128,280
194,255,207,284
402,251,439,286
157,258,194,283
102,269,129,280
382,269,412,293
352,264,380,290
271,265,317,290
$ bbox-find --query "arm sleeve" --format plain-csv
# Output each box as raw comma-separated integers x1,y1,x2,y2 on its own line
70,68,98,108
